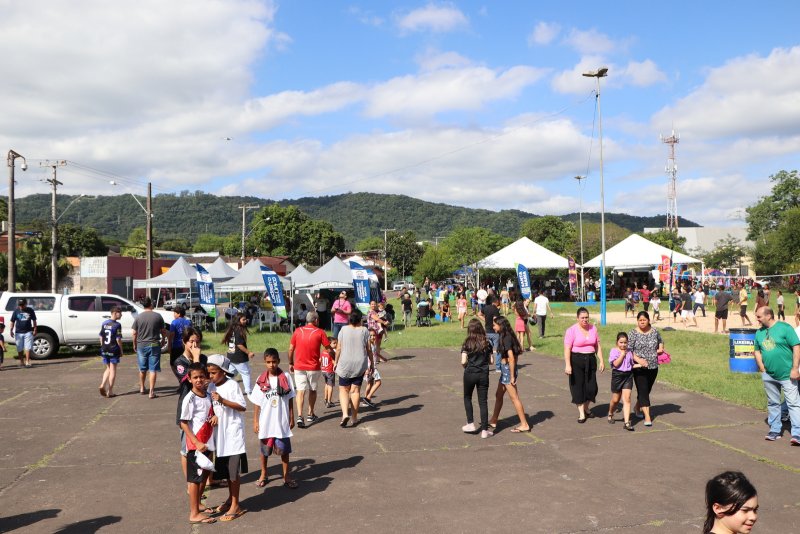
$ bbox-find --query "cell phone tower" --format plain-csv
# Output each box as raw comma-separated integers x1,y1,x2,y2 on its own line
661,130,680,231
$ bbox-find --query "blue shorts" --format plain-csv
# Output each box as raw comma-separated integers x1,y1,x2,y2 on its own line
323,372,336,386
499,361,518,385
338,374,364,387
260,437,292,457
15,332,33,351
101,351,120,365
136,344,161,372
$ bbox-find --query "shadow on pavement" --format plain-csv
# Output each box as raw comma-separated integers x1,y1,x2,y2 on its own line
363,404,423,422
52,516,122,534
529,410,555,426
375,394,418,407
240,456,364,511
0,508,60,532
388,355,416,361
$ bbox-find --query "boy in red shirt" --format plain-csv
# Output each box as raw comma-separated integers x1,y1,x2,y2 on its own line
321,339,337,408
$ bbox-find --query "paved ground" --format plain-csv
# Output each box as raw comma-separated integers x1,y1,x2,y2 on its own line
1,343,799,533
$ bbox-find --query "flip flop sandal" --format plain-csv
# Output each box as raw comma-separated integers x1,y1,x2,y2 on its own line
98,387,107,397
340,416,349,427
199,507,216,515
220,510,247,522
510,426,531,433
284,480,299,489
255,478,267,488
189,517,217,525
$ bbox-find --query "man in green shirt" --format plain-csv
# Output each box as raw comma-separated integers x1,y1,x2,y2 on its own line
754,306,800,444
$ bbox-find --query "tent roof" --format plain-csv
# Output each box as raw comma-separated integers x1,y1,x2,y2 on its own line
287,264,314,286
477,237,570,269
307,257,355,290
132,257,198,288
206,257,239,282
217,259,289,292
583,234,702,269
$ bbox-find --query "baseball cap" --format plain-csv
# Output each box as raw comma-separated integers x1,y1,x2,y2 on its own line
206,354,235,377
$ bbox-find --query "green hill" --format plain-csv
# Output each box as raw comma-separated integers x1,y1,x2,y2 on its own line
8,191,698,248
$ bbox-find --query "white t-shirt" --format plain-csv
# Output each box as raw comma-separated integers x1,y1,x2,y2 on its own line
208,379,246,457
534,295,549,316
476,289,488,304
248,372,296,440
180,390,215,451
777,295,784,307
694,291,705,304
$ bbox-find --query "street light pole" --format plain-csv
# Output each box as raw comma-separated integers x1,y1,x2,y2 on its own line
239,205,260,262
583,67,608,325
381,228,396,292
41,160,66,293
7,150,27,291
574,175,586,302
109,180,153,283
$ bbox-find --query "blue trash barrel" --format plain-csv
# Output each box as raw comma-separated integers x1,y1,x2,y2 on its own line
587,291,596,302
728,328,759,373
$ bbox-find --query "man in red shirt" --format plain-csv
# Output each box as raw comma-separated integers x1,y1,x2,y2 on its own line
641,285,651,313
288,311,331,428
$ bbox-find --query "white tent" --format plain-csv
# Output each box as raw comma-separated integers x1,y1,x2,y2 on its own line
217,258,289,292
306,257,355,290
133,257,198,289
205,257,239,282
287,264,314,286
477,237,570,269
583,234,702,269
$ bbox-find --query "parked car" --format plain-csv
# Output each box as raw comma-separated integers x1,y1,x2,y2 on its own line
0,293,173,360
164,292,200,310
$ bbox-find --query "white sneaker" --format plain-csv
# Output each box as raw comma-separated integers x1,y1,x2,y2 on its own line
462,422,478,433
480,429,493,439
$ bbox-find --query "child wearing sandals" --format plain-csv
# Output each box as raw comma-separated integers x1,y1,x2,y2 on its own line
321,339,337,408
206,354,248,522
362,333,382,409
249,348,298,490
607,332,637,431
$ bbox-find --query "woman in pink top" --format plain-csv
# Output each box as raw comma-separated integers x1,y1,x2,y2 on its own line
563,307,605,423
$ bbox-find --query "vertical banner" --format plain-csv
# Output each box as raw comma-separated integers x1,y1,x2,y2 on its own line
567,257,578,297
349,261,371,314
195,264,216,318
659,255,671,282
260,266,287,319
515,263,532,300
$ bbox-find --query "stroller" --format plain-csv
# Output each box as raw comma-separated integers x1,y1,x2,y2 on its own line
416,300,432,327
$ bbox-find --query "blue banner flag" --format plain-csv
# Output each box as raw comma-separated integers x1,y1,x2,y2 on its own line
260,266,287,319
515,263,531,300
349,261,371,314
195,264,216,319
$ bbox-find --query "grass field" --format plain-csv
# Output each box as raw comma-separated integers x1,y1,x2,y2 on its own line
198,298,767,411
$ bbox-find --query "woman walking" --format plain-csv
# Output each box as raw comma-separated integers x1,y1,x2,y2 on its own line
563,307,605,423
334,310,373,428
628,311,664,427
488,317,530,432
223,313,255,395
460,319,493,439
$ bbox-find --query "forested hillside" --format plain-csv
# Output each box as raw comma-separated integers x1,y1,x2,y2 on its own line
7,191,697,248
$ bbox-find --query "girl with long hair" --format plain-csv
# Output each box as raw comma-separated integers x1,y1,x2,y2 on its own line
460,318,493,439
223,313,254,394
488,316,530,432
704,471,758,534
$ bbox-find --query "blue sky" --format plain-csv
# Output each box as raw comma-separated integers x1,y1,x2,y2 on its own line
3,1,800,228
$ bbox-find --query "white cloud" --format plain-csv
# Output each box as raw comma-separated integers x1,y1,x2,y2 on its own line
364,65,547,119
396,3,469,33
620,59,667,87
552,57,666,94
348,6,384,26
551,56,608,94
528,21,561,46
415,49,473,71
652,46,800,140
563,28,619,55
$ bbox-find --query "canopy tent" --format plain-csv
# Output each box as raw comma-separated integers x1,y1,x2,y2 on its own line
477,237,570,269
306,257,357,290
205,257,239,282
287,264,314,286
217,258,289,292
583,234,702,269
132,257,198,289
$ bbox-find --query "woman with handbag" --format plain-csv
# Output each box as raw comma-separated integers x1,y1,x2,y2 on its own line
628,311,665,427
563,307,605,423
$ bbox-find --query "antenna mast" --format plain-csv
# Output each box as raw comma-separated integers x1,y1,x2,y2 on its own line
661,130,680,231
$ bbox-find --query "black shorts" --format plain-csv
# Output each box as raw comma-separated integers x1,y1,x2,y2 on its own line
715,309,728,320
610,370,633,392
625,303,634,311
739,305,747,317
323,372,336,386
338,375,364,387
213,452,248,482
186,450,213,484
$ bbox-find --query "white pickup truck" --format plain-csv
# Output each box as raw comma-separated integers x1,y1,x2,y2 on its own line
0,293,173,360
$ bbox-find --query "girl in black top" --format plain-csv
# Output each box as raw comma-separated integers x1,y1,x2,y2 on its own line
489,316,531,432
222,313,254,394
460,319,493,438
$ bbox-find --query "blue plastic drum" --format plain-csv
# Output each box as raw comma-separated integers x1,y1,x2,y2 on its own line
728,328,759,373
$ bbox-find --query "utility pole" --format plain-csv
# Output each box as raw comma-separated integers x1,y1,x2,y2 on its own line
433,236,445,246
146,182,153,283
41,160,66,293
239,205,259,261
381,228,396,292
7,150,27,291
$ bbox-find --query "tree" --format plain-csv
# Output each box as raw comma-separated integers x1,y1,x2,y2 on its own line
58,223,107,257
441,227,512,287
355,236,384,253
640,230,687,253
159,237,192,253
520,216,577,256
574,222,631,262
752,207,800,275
702,236,747,270
387,231,423,277
415,244,453,283
746,170,800,241
193,233,228,253
121,227,147,258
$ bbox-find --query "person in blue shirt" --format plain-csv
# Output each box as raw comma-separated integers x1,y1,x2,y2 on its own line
99,307,124,397
10,298,37,368
169,307,194,371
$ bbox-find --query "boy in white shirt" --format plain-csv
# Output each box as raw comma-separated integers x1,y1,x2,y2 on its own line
179,363,217,525
207,354,248,522
249,348,298,489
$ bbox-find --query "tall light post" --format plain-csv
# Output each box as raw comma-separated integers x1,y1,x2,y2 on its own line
582,66,608,325
7,150,27,291
238,205,259,262
381,228,395,292
109,180,153,281
574,175,586,302
41,160,67,293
